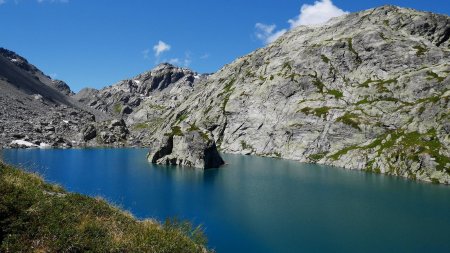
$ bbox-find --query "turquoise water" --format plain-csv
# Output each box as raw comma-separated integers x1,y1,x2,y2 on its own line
1,148,450,253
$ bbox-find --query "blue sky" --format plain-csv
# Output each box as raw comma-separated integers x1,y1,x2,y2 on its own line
0,0,449,92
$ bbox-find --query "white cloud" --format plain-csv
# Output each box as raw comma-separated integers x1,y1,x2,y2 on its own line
200,53,210,59
183,52,191,67
288,0,348,28
168,58,180,65
37,0,69,3
255,23,287,44
142,49,150,59
153,40,170,57
0,0,6,5
255,0,347,44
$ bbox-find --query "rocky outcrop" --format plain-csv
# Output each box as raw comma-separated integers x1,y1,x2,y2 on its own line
146,6,450,183
73,63,207,146
50,80,74,96
148,123,224,169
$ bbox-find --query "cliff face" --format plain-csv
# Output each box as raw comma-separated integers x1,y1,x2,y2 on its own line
74,63,207,146
146,6,450,183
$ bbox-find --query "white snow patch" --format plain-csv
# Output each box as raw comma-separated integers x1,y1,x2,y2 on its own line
33,94,43,100
63,120,69,124
194,74,201,79
134,80,142,85
10,140,38,147
39,143,52,149
10,58,19,62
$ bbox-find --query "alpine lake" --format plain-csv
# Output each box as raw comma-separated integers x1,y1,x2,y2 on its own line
2,148,450,253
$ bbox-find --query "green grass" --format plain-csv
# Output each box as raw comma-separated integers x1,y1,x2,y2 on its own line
165,126,184,137
148,103,167,110
336,113,361,131
312,78,325,93
175,112,189,124
321,54,330,64
240,140,254,150
347,38,362,64
113,103,122,114
355,97,370,105
223,78,236,93
329,129,450,172
281,62,292,72
204,106,213,115
0,163,209,252
187,123,200,132
219,78,237,113
308,153,328,161
326,89,343,99
426,71,445,82
329,145,359,160
186,124,210,141
359,78,397,92
413,45,427,57
133,122,149,130
300,106,331,119
359,79,377,88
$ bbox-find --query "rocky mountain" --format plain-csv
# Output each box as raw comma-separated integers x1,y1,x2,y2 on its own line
0,48,74,96
74,63,207,146
2,5,449,183
0,48,118,148
146,6,450,183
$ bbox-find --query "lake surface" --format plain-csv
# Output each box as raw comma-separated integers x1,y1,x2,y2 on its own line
1,148,450,253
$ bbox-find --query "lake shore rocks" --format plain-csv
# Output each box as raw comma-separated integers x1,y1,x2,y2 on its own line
148,124,224,169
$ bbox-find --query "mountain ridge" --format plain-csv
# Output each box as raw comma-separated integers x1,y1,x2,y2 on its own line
1,5,449,183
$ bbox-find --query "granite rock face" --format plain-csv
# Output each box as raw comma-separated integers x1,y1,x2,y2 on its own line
73,63,207,146
148,123,224,169
146,6,450,183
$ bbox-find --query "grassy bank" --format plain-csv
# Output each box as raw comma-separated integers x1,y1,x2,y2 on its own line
0,162,209,252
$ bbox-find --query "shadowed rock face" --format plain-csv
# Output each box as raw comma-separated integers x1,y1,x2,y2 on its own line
146,6,450,183
148,124,224,169
0,48,74,96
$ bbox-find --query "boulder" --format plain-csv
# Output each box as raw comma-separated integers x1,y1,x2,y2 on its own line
148,126,224,169
81,124,97,141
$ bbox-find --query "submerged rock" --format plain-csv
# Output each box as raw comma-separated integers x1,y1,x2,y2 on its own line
148,126,224,169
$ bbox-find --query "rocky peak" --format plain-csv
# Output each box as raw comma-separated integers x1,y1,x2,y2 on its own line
51,79,74,96
145,6,450,183
0,47,75,95
0,47,38,73
131,63,198,95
